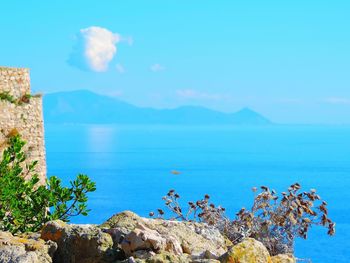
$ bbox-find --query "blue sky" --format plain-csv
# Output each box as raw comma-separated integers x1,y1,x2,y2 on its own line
0,0,349,124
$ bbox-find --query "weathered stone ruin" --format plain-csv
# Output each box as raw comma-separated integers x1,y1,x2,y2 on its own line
0,66,46,184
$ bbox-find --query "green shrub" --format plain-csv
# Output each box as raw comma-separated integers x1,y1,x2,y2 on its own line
0,92,39,105
0,92,16,103
0,134,96,234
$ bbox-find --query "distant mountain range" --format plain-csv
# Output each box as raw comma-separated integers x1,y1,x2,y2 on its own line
43,90,272,125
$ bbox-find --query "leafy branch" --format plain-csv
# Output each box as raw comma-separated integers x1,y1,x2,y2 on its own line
0,134,96,234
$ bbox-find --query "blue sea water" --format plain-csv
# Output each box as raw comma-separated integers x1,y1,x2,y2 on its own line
45,124,350,262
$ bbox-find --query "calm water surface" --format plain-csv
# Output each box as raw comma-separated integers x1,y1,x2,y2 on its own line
45,124,350,262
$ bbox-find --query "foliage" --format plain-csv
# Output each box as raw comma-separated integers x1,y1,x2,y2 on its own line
0,134,96,234
0,92,16,103
151,183,335,255
0,92,39,105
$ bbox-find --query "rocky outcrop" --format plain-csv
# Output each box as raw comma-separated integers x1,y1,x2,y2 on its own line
0,211,296,263
271,254,296,263
0,231,57,263
101,211,230,261
219,238,272,263
41,220,118,263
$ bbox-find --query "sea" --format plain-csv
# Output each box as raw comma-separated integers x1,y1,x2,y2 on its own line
45,124,350,262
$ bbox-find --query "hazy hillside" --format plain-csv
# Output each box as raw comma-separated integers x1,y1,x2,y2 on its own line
43,90,271,125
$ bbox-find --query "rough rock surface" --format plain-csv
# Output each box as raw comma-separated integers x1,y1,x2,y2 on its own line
0,231,57,263
220,238,272,263
101,211,230,261
41,220,118,263
0,66,46,184
271,254,296,263
0,211,296,263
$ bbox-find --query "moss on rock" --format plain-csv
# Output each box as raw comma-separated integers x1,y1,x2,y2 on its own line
220,238,272,263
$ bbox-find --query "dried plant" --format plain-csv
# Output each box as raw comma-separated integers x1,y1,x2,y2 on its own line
150,190,251,244
150,190,228,224
233,183,335,255
151,183,335,256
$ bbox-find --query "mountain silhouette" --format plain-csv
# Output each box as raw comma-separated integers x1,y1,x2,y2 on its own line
43,90,271,125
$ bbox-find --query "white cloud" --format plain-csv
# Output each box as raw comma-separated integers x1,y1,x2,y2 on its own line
105,90,124,97
150,63,165,72
116,64,126,74
324,97,350,105
176,89,223,101
276,98,304,104
68,26,126,72
82,27,119,72
122,36,133,46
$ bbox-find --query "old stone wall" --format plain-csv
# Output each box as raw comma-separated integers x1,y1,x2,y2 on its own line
0,66,46,184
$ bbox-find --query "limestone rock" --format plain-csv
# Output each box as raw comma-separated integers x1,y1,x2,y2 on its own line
0,231,57,263
101,211,142,232
220,238,272,263
41,220,118,263
271,254,296,263
144,251,190,263
192,260,220,263
101,211,229,261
